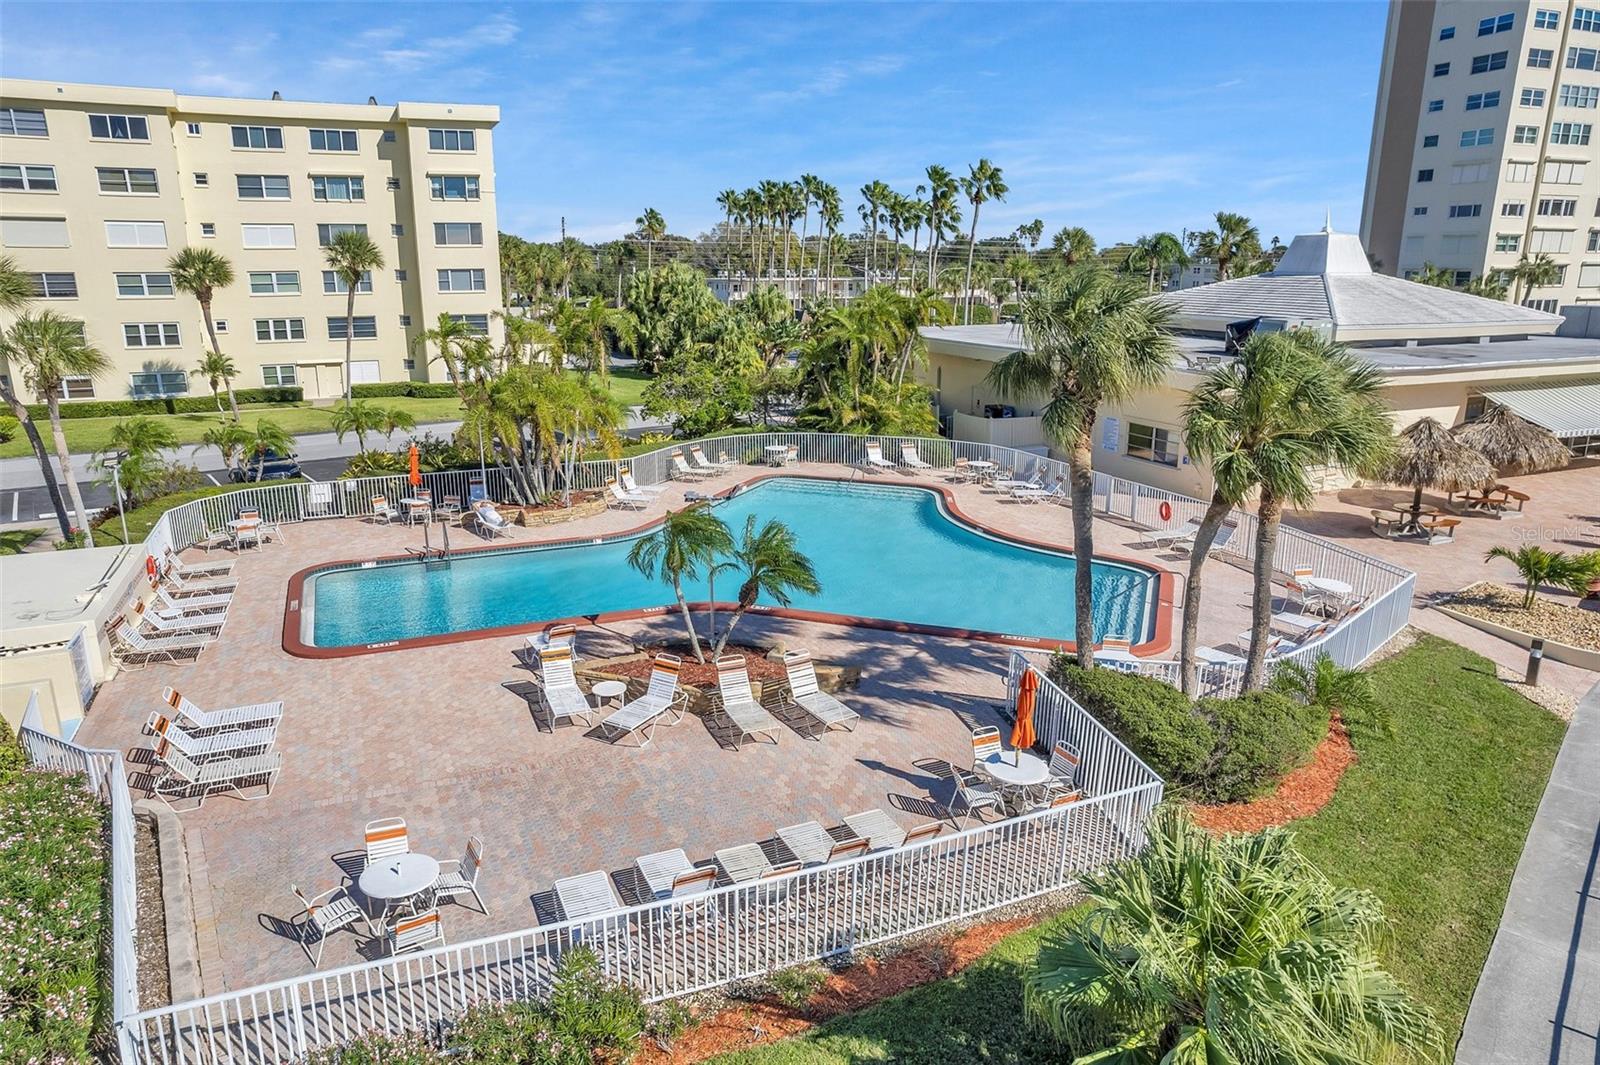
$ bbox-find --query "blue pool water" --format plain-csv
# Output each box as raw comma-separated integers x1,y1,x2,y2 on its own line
305,479,1158,648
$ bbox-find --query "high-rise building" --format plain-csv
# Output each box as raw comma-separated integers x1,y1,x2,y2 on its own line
0,79,501,401
1359,1,1600,313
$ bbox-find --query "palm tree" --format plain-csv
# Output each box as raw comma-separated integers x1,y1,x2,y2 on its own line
634,208,667,271
415,313,479,400
924,165,961,283
1270,652,1380,724
818,184,843,292
0,312,110,546
1485,545,1600,609
0,257,74,538
859,181,892,278
554,297,637,378
378,406,416,443
95,416,179,511
323,230,385,404
1510,252,1560,303
999,254,1035,313
958,159,1007,324
625,505,734,662
1026,806,1440,1062
1195,210,1260,280
1127,231,1187,293
201,421,254,478
247,419,293,482
167,246,235,375
1464,273,1508,300
710,515,821,656
330,400,384,454
191,350,241,418
797,174,822,292
1413,261,1457,288
1050,225,1096,266
715,188,739,275
988,268,1175,666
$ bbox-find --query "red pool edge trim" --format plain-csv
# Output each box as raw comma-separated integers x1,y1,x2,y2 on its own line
280,472,1177,660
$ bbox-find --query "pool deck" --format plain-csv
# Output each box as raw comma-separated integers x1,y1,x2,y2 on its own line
77,465,1260,995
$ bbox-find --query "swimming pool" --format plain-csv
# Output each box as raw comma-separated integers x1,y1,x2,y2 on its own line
291,478,1166,654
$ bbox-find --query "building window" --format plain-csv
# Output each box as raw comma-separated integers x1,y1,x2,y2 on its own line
261,364,297,386
236,174,291,200
123,322,181,348
1544,160,1589,183
1559,83,1600,108
311,175,364,202
1530,229,1574,253
1570,46,1600,69
88,113,150,141
1506,161,1534,182
115,271,174,297
231,125,284,149
194,172,209,187
382,130,396,143
448,313,490,335
394,269,407,282
390,223,404,237
103,220,167,248
1529,47,1555,68
327,315,377,340
1413,206,1429,216
433,221,483,246
0,163,57,191
429,174,480,200
316,222,368,246
1451,269,1473,286
321,270,373,294
1460,127,1494,147
1513,124,1540,143
254,317,305,342
398,314,412,327
215,319,228,333
241,223,295,249
0,107,48,137
27,272,77,298
382,178,399,193
129,370,188,398
1577,7,1600,31
1422,134,1439,147
1126,422,1179,467
1502,200,1527,216
1520,87,1546,107
1494,233,1522,253
1440,234,1474,256
1536,8,1562,29
1552,121,1594,144
1524,298,1560,312
1448,203,1483,218
1479,12,1515,34
427,128,476,151
185,121,201,136
56,376,95,399
438,268,486,292
1440,25,1455,39
1590,229,1600,252
308,128,359,152
1427,99,1444,112
1537,197,1578,216
200,222,216,238
1465,91,1500,109
97,167,159,195
248,270,300,295
1470,51,1508,73
1452,162,1492,183
1434,62,1451,77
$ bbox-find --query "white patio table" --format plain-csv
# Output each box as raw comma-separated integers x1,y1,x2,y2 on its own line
358,852,440,931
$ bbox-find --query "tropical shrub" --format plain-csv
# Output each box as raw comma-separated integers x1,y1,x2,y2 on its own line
340,451,405,478
1026,806,1441,1062
768,962,829,1011
26,387,302,419
351,382,459,399
1485,544,1600,608
0,413,17,442
0,715,23,772
1196,690,1326,801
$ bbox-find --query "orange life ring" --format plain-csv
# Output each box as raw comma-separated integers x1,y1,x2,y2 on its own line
145,555,157,578
1159,501,1173,522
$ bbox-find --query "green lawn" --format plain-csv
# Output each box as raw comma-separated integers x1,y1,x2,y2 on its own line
0,397,466,459
718,636,1566,1062
607,367,652,408
0,528,43,554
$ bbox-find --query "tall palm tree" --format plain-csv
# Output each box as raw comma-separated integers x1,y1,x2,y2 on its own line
999,254,1035,313
1026,806,1441,1062
415,312,478,399
797,173,823,292
959,159,1007,324
1197,210,1260,280
711,515,821,656
988,268,1175,665
715,188,740,275
191,350,241,417
1050,225,1096,266
323,230,385,404
634,207,667,271
625,504,734,662
1510,252,1560,303
757,181,785,278
0,257,74,537
167,246,235,377
1127,231,1187,293
0,312,111,546
818,185,842,293
924,165,961,283
859,181,890,279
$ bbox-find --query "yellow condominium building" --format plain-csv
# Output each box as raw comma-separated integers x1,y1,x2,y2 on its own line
0,78,502,401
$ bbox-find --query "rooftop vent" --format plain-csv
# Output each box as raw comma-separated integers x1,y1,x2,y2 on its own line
368,96,378,105
271,90,282,101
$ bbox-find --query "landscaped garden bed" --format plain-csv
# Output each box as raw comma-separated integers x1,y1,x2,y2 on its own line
1439,581,1600,649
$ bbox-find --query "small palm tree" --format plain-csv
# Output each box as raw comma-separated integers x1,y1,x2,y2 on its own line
0,312,110,546
1510,253,1560,303
167,246,235,369
192,350,241,419
1485,545,1600,609
378,406,417,443
0,257,75,538
0,254,32,310
323,230,385,403
201,421,254,477
1026,806,1441,1062
330,400,383,454
625,505,733,662
1050,225,1095,266
711,515,821,656
247,420,293,481
634,208,666,271
1270,652,1381,727
95,416,179,509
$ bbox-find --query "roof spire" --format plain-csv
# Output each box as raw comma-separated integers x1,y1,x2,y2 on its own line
1323,208,1333,234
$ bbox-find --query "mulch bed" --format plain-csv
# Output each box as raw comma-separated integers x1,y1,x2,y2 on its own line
599,642,790,689
1189,715,1355,834
637,916,1039,1063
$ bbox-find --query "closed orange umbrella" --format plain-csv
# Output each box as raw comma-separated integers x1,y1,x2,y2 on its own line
408,443,421,487
1010,668,1037,749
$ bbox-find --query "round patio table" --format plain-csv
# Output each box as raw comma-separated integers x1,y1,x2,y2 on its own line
591,679,627,711
1390,503,1439,537
979,750,1049,788
764,444,789,466
359,852,440,928
1302,575,1353,599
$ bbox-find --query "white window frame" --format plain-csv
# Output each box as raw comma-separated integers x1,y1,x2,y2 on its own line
29,272,78,299
308,128,359,152
97,167,160,195
241,223,295,249
104,220,167,248
1558,83,1600,108
115,271,175,298
448,313,490,336
248,270,301,295
123,322,181,348
1126,422,1180,468
433,221,483,246
429,174,481,201
185,122,202,136
427,128,476,152
1494,233,1522,253
231,124,284,150
254,317,306,342
1543,160,1588,184
437,268,486,292
321,270,373,294
316,222,368,246
129,370,188,398
261,364,298,386
57,376,95,400
236,174,291,200
88,113,150,142
310,175,365,202
0,164,58,192
326,315,378,340
1552,121,1594,144
0,107,48,137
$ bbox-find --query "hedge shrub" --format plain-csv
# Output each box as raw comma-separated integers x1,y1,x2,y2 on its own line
352,382,459,399
1047,661,1213,783
30,387,303,419
1200,691,1327,801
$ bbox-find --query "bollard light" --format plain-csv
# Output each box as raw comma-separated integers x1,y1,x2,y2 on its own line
1525,638,1544,687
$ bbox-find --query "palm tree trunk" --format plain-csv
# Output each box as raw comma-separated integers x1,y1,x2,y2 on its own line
1241,492,1284,691
672,575,705,662
343,289,357,404
3,388,72,538
211,383,223,414
1179,494,1234,695
962,208,981,324
47,397,92,546
712,591,755,657
799,211,810,297
1068,432,1096,667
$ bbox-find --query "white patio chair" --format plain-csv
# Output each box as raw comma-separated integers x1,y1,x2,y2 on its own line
534,645,596,728
608,483,648,510
863,441,896,471
947,767,1002,827
151,743,281,809
194,522,234,554
524,622,578,658
970,725,1002,767
619,470,668,497
162,547,234,578
132,599,226,636
714,655,783,748
233,523,261,551
598,654,688,747
404,500,431,526
437,494,463,518
1044,740,1082,795
365,817,410,864
690,445,735,471
290,883,364,965
778,650,859,737
947,457,972,483
155,585,232,613
386,908,445,957
471,501,513,539
1148,517,1202,550
370,496,399,525
161,686,283,734
671,453,712,480
1011,481,1064,504
1173,522,1238,557
110,620,212,668
162,565,239,597
146,711,275,761
899,442,933,469
433,836,488,914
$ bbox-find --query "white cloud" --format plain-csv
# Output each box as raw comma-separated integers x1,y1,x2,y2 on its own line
462,11,520,47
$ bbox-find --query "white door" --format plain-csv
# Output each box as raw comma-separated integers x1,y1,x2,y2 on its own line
350,360,381,385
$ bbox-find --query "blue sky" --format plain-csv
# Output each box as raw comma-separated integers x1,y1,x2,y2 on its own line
2,1,1388,247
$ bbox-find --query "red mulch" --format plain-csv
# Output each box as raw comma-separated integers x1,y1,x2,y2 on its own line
1189,715,1355,834
599,643,789,689
636,916,1037,1063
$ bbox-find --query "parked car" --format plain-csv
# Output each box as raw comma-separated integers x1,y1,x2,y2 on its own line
230,449,303,482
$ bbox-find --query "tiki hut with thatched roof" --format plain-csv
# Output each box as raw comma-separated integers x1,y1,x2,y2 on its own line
1452,403,1571,480
1387,417,1495,532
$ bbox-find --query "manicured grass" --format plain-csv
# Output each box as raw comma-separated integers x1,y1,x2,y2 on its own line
721,636,1566,1061
607,367,652,408
0,397,465,458
0,528,43,554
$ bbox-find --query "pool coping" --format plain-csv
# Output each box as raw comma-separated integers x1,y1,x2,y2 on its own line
280,473,1177,660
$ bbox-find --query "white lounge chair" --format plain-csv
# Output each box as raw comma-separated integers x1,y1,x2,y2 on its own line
162,547,234,578
1172,521,1238,556
843,808,909,851
778,650,859,737
155,585,232,613
534,645,597,728
690,445,735,471
1239,610,1325,644
994,470,1044,492
146,711,275,761
144,598,228,627
899,442,933,469
433,836,488,914
290,883,364,965
132,599,225,636
161,686,283,734
370,496,399,525
608,483,648,510
620,470,668,496
713,655,784,748
777,820,859,866
162,565,238,597
671,453,712,480
598,654,688,747
151,743,281,809
524,622,577,658
1011,481,1064,504
110,620,212,667
635,848,717,900
863,441,896,471
471,501,513,539
1147,517,1202,549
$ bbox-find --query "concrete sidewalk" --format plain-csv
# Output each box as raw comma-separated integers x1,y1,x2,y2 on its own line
1457,678,1600,1064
